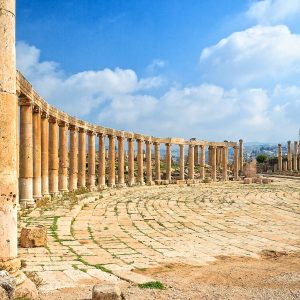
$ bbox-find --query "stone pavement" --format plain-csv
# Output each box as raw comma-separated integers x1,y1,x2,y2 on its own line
19,178,300,293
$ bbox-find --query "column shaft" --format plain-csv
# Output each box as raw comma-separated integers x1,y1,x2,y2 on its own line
188,145,194,179
41,113,49,196
146,141,152,184
278,144,282,172
33,107,42,199
200,145,205,180
19,100,34,206
69,126,78,191
293,141,298,171
88,132,96,189
127,138,135,185
166,143,172,181
233,146,239,180
49,117,59,196
108,135,115,187
194,145,199,165
287,141,292,171
98,134,106,186
118,136,125,185
58,122,69,193
179,144,185,180
154,142,161,181
211,146,217,181
222,147,228,181
239,139,244,173
137,139,144,184
78,129,86,188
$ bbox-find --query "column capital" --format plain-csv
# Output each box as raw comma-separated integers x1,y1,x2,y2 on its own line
49,116,57,123
41,111,49,119
153,141,160,146
78,127,86,133
69,124,78,131
145,140,152,145
117,135,124,141
58,120,68,127
278,143,282,147
33,105,41,114
87,130,96,136
19,96,33,106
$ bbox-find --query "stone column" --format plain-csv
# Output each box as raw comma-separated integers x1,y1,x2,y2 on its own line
41,112,50,197
127,138,135,186
98,133,106,187
239,139,244,173
287,141,292,171
283,160,288,171
137,139,144,185
78,128,86,188
69,125,78,191
19,98,34,207
154,142,161,181
0,0,21,280
179,144,185,180
188,144,194,180
233,146,239,180
200,145,205,180
87,131,96,189
278,144,282,172
222,146,228,181
49,117,59,196
211,146,217,181
194,145,199,166
293,141,298,171
58,121,69,193
117,136,125,186
32,106,42,200
146,141,153,185
166,143,172,182
108,134,115,187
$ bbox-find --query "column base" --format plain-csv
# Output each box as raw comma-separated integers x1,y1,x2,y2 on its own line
176,180,186,185
146,181,155,186
59,189,69,194
98,184,107,190
136,181,145,186
108,183,116,188
88,185,97,191
33,194,43,200
42,193,51,199
155,180,169,185
19,199,35,209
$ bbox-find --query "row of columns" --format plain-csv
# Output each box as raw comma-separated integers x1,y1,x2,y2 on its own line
278,141,299,172
17,101,240,207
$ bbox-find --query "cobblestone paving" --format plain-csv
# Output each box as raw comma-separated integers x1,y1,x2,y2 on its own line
19,179,300,293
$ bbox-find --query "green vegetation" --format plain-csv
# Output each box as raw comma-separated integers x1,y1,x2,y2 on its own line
256,154,268,163
138,281,166,289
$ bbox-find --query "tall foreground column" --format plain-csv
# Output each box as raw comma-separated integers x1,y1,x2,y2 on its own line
146,141,152,185
108,135,115,187
222,146,228,181
293,141,298,171
127,138,135,186
58,121,68,193
41,112,49,196
239,139,244,173
166,143,172,181
188,144,194,180
117,136,125,185
88,131,96,189
211,146,217,181
33,107,42,199
287,141,292,171
137,139,144,184
0,0,20,279
233,146,239,180
194,145,199,165
69,125,78,191
49,117,59,196
179,144,185,180
278,144,282,172
78,128,86,188
200,145,205,180
98,133,106,187
19,98,34,207
154,142,161,181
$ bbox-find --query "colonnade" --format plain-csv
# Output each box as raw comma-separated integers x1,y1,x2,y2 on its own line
277,141,299,172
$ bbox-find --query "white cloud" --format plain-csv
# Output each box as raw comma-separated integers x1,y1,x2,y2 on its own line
246,0,300,24
146,59,167,73
200,25,300,87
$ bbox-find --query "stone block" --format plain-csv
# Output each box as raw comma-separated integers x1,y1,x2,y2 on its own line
262,178,272,184
244,178,252,184
176,180,186,185
92,284,122,300
0,271,16,300
20,225,48,248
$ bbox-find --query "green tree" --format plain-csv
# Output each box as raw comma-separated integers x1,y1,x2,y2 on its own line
256,154,268,164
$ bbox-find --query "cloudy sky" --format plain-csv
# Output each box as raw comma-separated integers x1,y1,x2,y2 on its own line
16,0,300,142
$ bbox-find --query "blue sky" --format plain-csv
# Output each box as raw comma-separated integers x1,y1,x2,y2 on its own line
16,0,300,142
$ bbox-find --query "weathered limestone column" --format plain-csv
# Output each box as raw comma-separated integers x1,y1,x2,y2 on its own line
78,128,86,188
98,133,106,187
49,117,59,196
188,144,195,180
19,98,34,207
117,136,125,186
137,139,144,185
179,144,185,180
166,143,172,182
0,0,21,280
32,106,42,200
293,141,298,171
127,138,135,186
146,141,153,185
87,131,96,189
154,142,161,181
108,134,115,187
41,112,50,196
233,146,239,180
200,145,205,180
69,125,78,191
239,139,244,173
194,145,199,166
278,144,282,172
283,160,288,171
287,141,292,171
58,121,69,193
211,146,217,181
222,146,228,181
